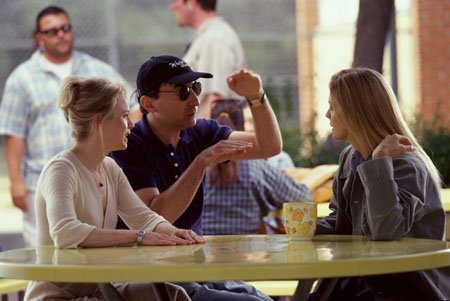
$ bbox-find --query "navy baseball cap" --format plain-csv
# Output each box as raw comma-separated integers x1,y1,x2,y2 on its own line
136,55,213,97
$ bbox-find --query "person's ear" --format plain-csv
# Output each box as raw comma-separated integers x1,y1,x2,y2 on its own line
35,34,45,51
140,95,157,113
91,114,103,130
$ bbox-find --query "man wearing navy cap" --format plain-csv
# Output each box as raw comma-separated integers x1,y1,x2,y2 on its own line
111,55,280,300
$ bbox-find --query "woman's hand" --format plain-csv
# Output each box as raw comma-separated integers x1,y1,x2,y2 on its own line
142,231,194,246
372,134,416,159
153,222,206,244
171,229,206,244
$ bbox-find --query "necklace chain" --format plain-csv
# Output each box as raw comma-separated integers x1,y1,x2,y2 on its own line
93,169,104,187
71,149,104,187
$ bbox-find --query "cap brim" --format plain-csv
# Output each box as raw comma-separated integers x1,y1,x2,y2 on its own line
168,71,213,84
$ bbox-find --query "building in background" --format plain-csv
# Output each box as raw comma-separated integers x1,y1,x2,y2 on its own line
296,0,450,139
413,0,450,127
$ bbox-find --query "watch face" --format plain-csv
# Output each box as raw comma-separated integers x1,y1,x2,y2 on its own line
249,99,262,107
247,92,265,107
137,230,146,245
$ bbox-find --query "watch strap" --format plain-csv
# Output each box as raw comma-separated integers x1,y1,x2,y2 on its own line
136,230,146,246
246,92,266,107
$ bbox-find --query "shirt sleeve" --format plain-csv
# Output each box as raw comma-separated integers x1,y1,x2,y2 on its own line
199,119,233,146
40,160,96,248
77,53,138,113
357,155,429,240
101,66,138,113
255,160,313,213
0,70,29,137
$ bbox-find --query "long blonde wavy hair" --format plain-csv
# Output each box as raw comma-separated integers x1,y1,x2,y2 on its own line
329,68,441,189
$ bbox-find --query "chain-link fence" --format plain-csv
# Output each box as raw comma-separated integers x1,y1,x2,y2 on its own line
0,0,299,100
0,0,299,174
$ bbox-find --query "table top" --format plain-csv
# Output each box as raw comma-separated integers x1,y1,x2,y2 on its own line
0,235,448,283
442,188,450,211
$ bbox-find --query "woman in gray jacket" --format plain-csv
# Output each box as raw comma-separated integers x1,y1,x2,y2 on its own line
315,68,449,300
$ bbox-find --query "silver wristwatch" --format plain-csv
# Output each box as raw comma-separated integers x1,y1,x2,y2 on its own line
136,230,146,246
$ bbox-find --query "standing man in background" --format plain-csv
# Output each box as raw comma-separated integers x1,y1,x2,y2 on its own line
0,5,138,246
170,0,246,117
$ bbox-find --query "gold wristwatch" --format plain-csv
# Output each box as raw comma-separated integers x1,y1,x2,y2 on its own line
246,92,266,107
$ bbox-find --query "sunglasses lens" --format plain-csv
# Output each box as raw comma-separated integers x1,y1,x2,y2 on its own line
178,87,190,101
192,82,202,96
175,82,202,101
47,29,58,36
62,24,72,33
42,24,72,36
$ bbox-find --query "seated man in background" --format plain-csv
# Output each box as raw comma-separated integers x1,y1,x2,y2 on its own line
203,99,312,235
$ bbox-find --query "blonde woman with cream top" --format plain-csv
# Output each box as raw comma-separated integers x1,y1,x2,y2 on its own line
25,76,204,301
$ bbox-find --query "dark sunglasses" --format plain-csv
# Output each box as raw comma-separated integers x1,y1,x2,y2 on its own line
40,24,72,37
159,81,202,101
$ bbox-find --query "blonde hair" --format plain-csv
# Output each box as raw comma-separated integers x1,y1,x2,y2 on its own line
59,76,126,141
329,68,441,189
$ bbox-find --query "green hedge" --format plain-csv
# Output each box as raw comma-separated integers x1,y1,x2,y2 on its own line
414,118,450,187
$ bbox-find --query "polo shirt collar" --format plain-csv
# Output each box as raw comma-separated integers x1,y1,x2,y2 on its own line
179,128,193,144
29,50,48,72
196,16,223,35
29,49,82,73
135,115,193,151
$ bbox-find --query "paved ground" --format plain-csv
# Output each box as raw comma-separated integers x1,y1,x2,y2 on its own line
0,176,10,205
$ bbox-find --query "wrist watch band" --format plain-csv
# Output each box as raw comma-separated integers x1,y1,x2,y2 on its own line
246,92,266,107
136,230,146,246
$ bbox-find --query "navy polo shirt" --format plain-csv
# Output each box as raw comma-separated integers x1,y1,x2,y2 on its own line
110,116,232,234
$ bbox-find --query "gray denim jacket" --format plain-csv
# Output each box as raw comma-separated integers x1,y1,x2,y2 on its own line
317,146,449,299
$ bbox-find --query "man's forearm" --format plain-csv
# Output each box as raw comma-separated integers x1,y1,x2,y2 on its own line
5,136,28,211
149,156,208,222
4,136,25,183
250,99,282,157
